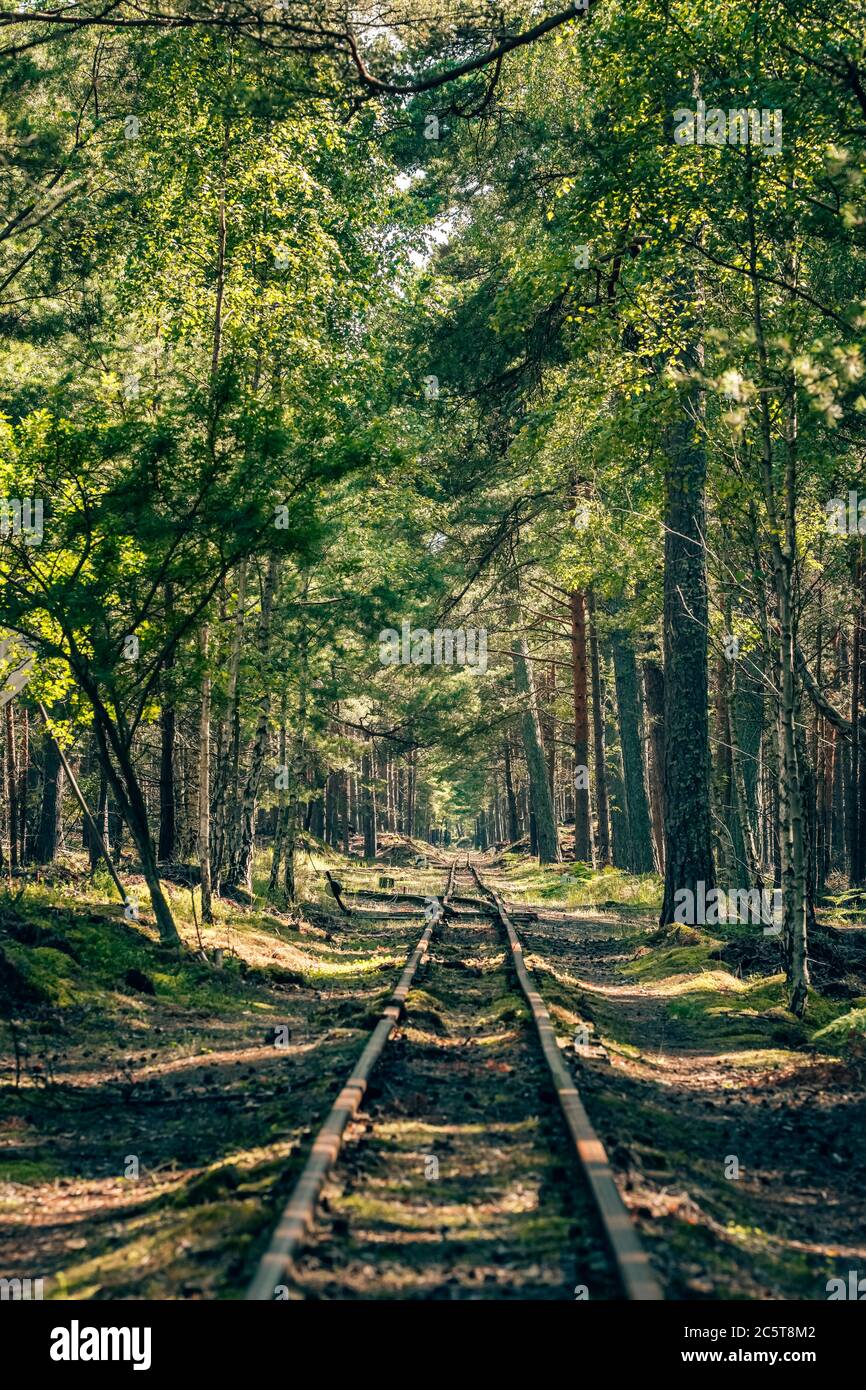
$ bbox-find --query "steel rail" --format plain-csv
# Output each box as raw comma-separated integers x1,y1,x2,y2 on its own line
246,862,456,1300
468,859,664,1302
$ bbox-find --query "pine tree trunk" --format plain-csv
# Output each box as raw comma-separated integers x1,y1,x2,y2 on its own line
857,545,866,883
157,583,176,863
406,748,416,838
776,555,809,1014
510,592,560,863
214,559,247,884
17,708,28,864
660,355,715,924
361,740,377,859
610,625,654,873
341,771,350,852
606,693,630,870
748,215,808,1013
570,590,592,862
34,727,63,863
229,555,280,890
588,590,611,867
641,658,666,874
5,703,18,869
849,550,862,885
88,705,181,944
731,650,765,883
269,697,288,894
158,693,176,863
503,739,520,842
89,770,108,872
198,625,213,924
712,653,740,889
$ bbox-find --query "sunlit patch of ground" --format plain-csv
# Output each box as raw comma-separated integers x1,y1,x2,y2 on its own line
497,854,866,1300
0,856,442,1298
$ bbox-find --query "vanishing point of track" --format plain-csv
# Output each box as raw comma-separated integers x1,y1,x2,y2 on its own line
247,855,662,1301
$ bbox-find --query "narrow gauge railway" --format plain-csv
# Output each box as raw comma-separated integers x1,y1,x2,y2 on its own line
247,856,662,1300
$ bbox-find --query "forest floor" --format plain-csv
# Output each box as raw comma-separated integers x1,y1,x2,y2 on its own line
1,842,865,1299
492,857,866,1299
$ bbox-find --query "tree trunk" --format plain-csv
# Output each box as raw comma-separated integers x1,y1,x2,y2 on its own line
712,652,740,889
503,739,520,843
157,695,176,862
214,559,247,884
361,740,377,859
748,207,808,1013
660,354,715,924
269,696,289,894
5,703,18,869
857,545,866,883
229,555,281,890
34,727,63,863
89,769,108,872
730,660,764,888
849,548,862,884
641,658,666,874
406,747,416,838
157,583,176,863
341,771,350,853
775,553,809,1014
510,593,560,863
606,694,630,869
570,590,592,862
198,625,214,924
17,707,28,864
610,625,654,874
588,590,611,866
88,704,180,944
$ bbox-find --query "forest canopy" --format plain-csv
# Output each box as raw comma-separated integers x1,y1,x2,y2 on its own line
2,0,866,1016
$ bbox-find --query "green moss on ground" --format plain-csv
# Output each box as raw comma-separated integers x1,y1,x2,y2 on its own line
0,859,440,1300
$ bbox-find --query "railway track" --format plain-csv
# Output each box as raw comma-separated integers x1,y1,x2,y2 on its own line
467,860,662,1301
247,855,662,1301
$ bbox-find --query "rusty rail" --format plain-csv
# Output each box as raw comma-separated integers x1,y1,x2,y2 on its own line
246,862,455,1300
469,859,663,1302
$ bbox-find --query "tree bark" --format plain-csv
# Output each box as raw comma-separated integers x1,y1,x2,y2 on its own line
610,625,654,874
588,589,611,866
5,703,18,869
157,583,176,863
849,548,862,884
510,583,560,863
214,559,247,883
198,624,214,924
660,349,715,924
641,658,666,874
361,739,377,859
88,706,180,943
34,726,63,863
18,707,28,864
157,694,176,863
228,555,281,890
570,590,592,862
503,738,520,842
